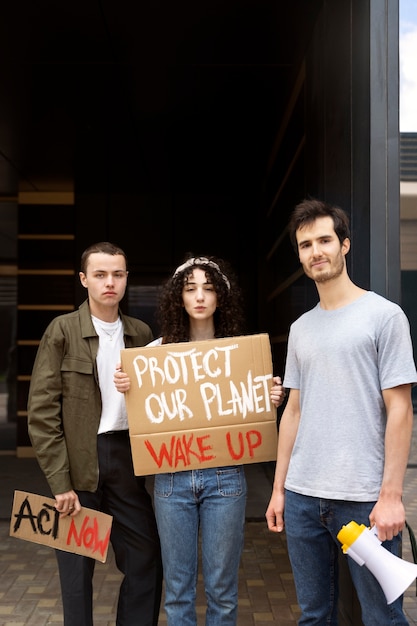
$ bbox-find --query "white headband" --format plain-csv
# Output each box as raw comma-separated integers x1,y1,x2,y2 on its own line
173,257,231,290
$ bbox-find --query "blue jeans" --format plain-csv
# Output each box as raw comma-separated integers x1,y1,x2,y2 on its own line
154,466,247,626
284,489,409,626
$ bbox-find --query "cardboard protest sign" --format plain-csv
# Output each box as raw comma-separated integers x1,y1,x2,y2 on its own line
121,333,277,475
10,491,112,563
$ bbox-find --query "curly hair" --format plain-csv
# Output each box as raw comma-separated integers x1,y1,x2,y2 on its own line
155,254,247,343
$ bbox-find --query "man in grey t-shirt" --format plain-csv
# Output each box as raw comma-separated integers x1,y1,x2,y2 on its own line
265,198,417,625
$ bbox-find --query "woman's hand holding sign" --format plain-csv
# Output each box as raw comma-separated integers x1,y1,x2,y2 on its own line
270,376,285,407
114,364,131,392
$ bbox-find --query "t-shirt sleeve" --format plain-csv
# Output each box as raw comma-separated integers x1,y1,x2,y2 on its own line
283,327,300,389
378,310,417,389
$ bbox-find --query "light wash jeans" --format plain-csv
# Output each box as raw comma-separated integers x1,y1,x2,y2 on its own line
154,466,247,626
284,489,409,625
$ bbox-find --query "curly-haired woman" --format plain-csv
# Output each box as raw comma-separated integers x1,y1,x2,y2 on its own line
115,254,284,626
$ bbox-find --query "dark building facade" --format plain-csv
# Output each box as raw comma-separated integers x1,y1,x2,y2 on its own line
0,2,409,623
0,0,402,453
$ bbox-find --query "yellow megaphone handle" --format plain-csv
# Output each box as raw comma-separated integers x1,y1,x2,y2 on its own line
337,520,368,553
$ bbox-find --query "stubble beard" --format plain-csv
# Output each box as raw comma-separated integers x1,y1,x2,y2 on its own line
306,254,345,284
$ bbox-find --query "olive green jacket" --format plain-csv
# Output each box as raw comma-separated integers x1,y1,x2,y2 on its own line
27,299,153,495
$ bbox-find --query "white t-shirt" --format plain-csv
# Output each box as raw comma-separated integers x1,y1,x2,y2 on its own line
147,337,163,347
283,291,417,501
92,316,128,434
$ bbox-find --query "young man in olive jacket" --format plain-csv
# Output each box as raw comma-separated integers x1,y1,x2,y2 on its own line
28,241,162,626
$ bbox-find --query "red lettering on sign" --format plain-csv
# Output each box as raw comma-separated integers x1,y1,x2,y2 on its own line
226,430,262,459
66,516,111,558
144,433,215,468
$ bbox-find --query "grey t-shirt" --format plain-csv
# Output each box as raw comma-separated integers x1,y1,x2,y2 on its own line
283,291,417,501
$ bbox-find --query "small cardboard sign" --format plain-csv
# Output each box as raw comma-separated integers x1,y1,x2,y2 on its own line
10,491,113,563
121,333,277,475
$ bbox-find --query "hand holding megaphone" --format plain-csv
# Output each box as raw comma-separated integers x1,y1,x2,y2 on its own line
337,520,417,604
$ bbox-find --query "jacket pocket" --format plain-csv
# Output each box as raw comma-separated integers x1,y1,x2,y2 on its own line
61,356,93,400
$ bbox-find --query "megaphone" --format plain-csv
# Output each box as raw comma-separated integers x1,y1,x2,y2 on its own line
337,520,417,604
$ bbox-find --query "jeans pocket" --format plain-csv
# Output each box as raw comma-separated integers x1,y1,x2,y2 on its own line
154,472,174,497
216,466,246,497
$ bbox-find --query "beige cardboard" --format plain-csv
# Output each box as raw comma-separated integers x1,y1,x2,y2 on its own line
10,491,112,562
121,333,277,475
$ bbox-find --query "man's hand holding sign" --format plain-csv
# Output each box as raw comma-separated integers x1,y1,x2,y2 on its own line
10,491,112,563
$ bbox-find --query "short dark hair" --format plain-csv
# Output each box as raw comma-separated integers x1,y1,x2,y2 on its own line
80,242,128,274
288,198,350,253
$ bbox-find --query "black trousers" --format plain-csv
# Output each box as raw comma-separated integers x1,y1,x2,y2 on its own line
56,431,163,626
